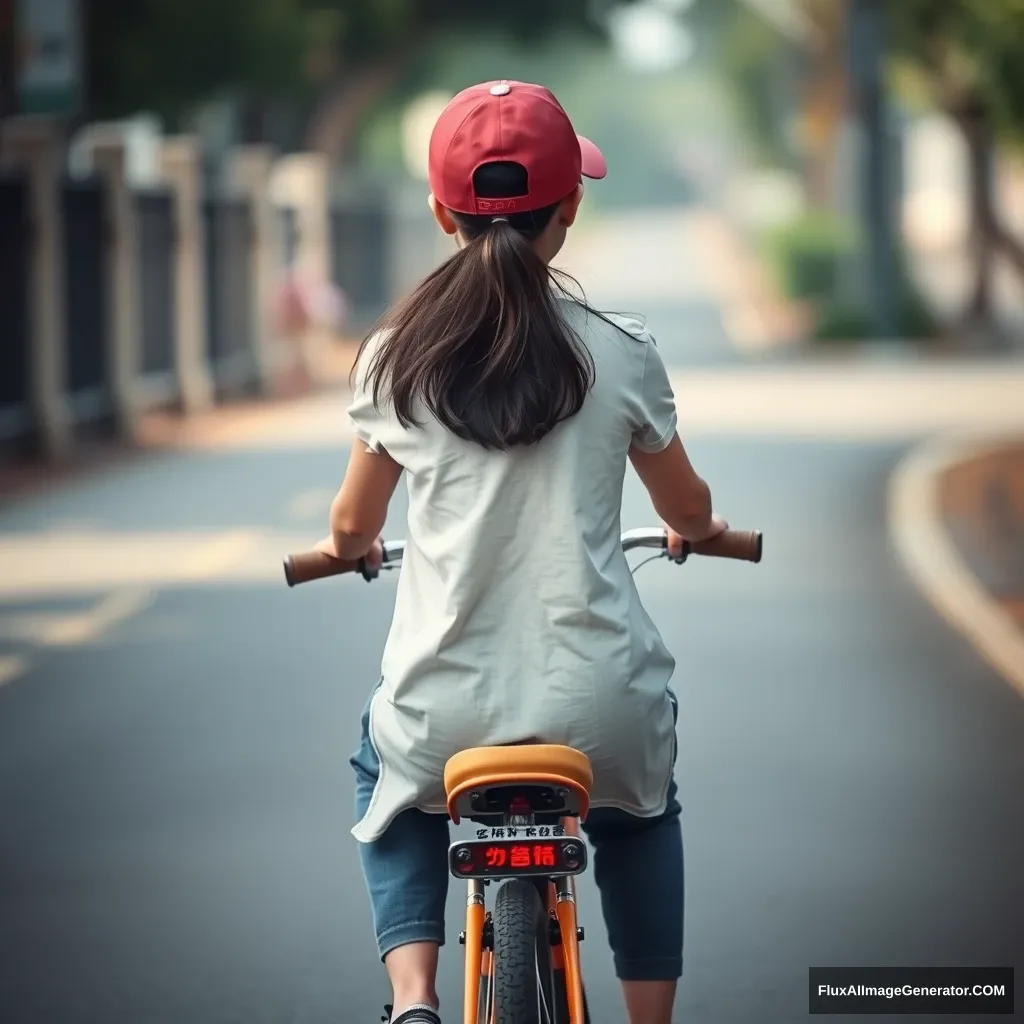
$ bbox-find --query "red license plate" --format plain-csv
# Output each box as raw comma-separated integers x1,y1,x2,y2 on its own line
448,837,587,878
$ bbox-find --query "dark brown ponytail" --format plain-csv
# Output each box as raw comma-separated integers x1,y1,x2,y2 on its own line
354,161,595,450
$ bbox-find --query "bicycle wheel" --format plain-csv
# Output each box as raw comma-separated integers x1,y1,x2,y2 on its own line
492,879,551,1023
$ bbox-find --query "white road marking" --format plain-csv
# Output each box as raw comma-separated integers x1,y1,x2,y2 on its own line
0,655,29,688
38,587,155,647
178,530,263,581
0,612,65,643
889,429,1024,700
0,528,274,599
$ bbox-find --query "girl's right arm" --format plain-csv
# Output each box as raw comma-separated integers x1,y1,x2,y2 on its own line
629,434,726,543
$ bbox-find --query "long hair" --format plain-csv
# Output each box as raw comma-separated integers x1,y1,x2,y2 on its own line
353,161,600,450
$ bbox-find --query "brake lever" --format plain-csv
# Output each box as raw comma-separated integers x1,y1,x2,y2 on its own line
357,541,400,581
667,540,689,565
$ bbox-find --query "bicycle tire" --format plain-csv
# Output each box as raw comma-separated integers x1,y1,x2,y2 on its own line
530,877,593,1024
493,879,549,1023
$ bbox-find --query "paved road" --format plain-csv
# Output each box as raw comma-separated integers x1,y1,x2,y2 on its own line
2,227,1024,1023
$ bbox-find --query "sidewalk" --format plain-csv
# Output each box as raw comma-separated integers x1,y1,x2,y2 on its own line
0,335,363,503
940,441,1024,626
890,430,1024,702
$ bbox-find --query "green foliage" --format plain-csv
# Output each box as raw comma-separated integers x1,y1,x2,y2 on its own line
86,0,635,122
713,1,798,167
763,212,858,301
812,300,871,342
887,0,1024,142
767,212,937,342
86,0,313,121
359,24,727,204
812,285,936,343
903,292,937,340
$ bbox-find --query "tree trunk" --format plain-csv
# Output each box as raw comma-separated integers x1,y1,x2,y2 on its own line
993,220,1024,280
0,0,14,119
304,47,416,166
952,98,998,325
963,108,996,322
800,0,847,210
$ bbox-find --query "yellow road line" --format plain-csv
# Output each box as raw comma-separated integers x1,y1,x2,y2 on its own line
889,429,1024,700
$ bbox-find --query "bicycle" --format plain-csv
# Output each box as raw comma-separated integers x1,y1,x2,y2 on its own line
284,526,762,1024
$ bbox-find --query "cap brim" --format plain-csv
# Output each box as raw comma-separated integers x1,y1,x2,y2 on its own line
578,135,607,180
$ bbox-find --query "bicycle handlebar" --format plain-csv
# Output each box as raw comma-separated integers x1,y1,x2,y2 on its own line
283,527,762,588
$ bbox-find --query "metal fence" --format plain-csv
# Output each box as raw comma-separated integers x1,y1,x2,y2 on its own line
327,183,448,331
5,171,452,456
0,173,31,449
203,197,257,398
62,176,111,431
329,191,390,329
135,187,178,407
279,206,300,270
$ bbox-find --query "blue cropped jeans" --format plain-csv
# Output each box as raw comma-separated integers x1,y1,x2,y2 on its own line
349,685,684,982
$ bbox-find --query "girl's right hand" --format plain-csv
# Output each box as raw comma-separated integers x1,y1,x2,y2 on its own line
666,514,729,557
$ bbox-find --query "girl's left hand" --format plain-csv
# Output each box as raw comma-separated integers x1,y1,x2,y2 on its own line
363,536,385,572
313,533,385,570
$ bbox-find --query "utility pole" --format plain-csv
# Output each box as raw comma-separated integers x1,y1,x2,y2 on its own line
847,0,897,339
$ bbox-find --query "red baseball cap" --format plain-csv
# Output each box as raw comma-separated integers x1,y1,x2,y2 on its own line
428,80,607,216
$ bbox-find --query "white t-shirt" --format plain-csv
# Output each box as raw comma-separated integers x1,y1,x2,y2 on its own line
349,299,679,843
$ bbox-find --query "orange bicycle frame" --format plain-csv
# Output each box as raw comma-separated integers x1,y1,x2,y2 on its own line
461,813,586,1024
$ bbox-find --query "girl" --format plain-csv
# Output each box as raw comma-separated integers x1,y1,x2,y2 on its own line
318,80,726,1024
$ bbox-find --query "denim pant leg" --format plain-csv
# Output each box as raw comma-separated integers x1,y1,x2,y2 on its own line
350,684,451,960
579,690,684,981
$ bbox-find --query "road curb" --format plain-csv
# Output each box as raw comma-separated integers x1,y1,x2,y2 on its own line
889,429,1024,699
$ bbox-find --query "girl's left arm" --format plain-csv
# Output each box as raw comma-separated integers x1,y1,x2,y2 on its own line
320,442,404,561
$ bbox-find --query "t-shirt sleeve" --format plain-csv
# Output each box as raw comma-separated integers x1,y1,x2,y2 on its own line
630,337,678,453
346,334,388,454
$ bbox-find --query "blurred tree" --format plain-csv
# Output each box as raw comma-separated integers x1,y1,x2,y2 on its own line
86,0,312,126
301,0,637,161
795,0,846,210
85,0,640,157
0,0,14,119
889,0,1024,323
708,0,837,202
716,2,792,168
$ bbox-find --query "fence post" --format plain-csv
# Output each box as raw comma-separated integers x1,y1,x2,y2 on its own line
90,136,141,442
269,153,330,382
0,117,72,461
229,145,281,396
160,137,213,415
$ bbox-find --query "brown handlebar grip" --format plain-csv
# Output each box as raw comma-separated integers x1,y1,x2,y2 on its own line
283,551,361,587
688,530,762,563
